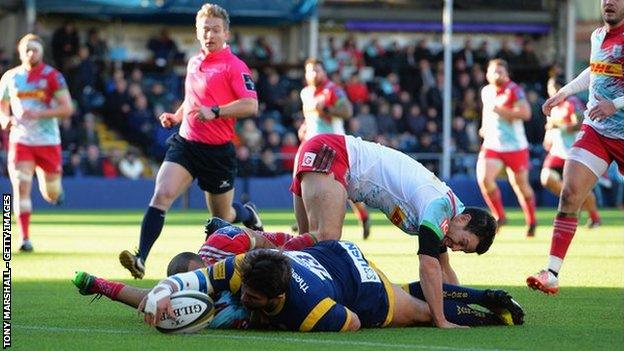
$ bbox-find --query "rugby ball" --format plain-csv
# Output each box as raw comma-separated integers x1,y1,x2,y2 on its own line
155,290,215,334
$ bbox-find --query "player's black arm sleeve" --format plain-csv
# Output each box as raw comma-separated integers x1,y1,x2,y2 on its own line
417,225,443,258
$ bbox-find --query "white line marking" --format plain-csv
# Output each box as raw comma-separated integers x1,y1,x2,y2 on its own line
15,325,516,351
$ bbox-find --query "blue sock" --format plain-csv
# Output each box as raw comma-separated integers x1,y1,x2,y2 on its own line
232,202,252,223
137,206,166,262
403,281,487,304
443,300,501,326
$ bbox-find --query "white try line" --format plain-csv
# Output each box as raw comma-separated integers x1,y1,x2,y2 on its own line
15,325,517,351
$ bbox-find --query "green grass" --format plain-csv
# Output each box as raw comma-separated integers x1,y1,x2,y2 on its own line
10,209,624,350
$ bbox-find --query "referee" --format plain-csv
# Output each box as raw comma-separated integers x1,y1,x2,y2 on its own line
120,3,262,279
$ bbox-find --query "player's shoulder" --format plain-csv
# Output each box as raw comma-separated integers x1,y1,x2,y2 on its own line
1,66,21,80
592,26,606,38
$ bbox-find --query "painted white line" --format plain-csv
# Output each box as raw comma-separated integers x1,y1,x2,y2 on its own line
15,325,516,351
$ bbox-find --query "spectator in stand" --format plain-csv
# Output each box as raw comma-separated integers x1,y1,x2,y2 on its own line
376,101,396,136
471,64,486,88
355,103,378,140
252,36,273,63
236,145,256,177
128,94,155,150
405,104,426,136
413,38,433,63
265,131,282,153
147,29,179,68
77,113,100,150
279,132,298,172
257,149,282,177
426,73,444,112
390,103,406,132
282,89,303,128
474,41,491,67
516,39,540,69
363,37,385,71
494,39,516,65
261,69,289,112
85,28,108,67
83,144,104,176
60,117,80,152
119,150,145,180
147,82,174,117
67,46,98,111
105,78,131,131
345,73,369,105
229,32,247,59
129,68,149,92
51,20,80,72
418,59,436,92
239,119,263,154
455,38,475,68
102,148,123,178
524,90,546,145
64,151,85,177
452,116,471,152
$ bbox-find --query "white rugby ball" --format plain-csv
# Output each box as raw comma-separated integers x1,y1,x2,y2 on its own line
155,290,215,334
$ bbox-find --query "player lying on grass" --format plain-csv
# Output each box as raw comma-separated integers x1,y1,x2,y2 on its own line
74,243,524,331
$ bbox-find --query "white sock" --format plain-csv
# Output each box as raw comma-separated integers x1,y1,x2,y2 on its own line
548,256,563,275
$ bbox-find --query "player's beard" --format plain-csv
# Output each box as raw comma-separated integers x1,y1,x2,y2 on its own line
603,6,624,26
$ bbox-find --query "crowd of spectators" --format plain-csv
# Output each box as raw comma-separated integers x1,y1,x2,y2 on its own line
0,21,554,181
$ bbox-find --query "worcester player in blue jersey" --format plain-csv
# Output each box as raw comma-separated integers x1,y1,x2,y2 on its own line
141,241,524,331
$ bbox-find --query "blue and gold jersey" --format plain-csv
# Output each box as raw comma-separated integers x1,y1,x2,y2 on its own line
195,240,393,332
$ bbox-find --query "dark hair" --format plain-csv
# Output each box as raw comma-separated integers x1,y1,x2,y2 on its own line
167,252,204,276
462,207,497,255
488,58,508,71
548,75,566,89
238,249,291,298
304,57,325,71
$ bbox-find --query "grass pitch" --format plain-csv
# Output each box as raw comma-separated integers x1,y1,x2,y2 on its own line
10,208,624,350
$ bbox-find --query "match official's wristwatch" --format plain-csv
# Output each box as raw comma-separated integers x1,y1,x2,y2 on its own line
211,106,221,118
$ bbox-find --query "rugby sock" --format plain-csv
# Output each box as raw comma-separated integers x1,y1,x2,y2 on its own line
354,203,369,222
283,233,317,250
403,282,487,304
519,195,536,226
18,212,31,241
137,206,166,262
261,231,295,247
588,210,600,224
91,277,125,301
547,213,578,274
482,188,506,222
443,300,502,326
232,202,252,223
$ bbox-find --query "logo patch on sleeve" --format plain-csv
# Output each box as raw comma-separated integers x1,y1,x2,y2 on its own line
301,152,316,167
242,73,255,91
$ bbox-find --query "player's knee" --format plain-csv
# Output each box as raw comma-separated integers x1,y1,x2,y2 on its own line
42,178,62,203
560,186,582,209
152,187,179,207
18,199,32,214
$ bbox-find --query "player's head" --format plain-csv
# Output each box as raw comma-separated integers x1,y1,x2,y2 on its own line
444,207,496,255
602,0,624,27
18,33,44,68
238,249,291,310
547,76,566,98
196,3,230,53
486,59,510,87
166,252,205,276
304,58,328,87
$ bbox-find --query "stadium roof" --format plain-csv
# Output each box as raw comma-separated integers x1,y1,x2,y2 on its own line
31,0,318,24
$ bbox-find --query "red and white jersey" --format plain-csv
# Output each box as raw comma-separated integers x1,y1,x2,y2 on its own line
300,80,347,140
344,135,463,237
480,81,529,152
180,46,257,145
0,63,68,145
546,99,577,159
586,24,624,140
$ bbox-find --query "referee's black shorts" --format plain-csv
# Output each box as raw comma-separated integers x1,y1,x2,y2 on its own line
164,133,237,194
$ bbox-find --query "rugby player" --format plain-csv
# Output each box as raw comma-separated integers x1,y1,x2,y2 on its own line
120,3,262,279
477,59,537,237
0,33,74,252
140,243,524,330
290,133,496,328
540,77,601,228
527,0,624,295
74,244,523,330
